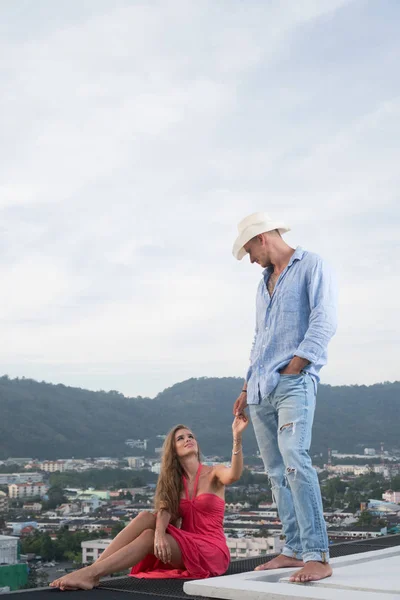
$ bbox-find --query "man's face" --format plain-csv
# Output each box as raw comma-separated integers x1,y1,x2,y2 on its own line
244,236,270,268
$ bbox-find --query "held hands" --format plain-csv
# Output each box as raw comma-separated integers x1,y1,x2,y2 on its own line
154,530,172,564
233,391,248,417
232,413,248,436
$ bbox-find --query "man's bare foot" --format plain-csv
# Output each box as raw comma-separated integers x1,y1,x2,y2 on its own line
255,554,304,571
49,566,100,591
289,561,332,583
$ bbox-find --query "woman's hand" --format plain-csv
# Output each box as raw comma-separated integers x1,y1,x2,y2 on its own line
154,530,172,564
232,413,249,436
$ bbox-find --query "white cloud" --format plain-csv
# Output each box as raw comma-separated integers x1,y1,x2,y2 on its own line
0,0,399,396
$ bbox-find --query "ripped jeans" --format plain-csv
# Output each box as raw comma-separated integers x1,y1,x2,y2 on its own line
249,372,329,563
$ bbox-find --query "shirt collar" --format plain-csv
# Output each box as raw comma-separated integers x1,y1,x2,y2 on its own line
262,246,305,276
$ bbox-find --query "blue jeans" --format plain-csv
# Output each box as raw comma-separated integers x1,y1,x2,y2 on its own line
249,372,329,563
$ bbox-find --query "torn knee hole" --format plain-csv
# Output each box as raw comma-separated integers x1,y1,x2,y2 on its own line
286,467,296,476
279,422,295,434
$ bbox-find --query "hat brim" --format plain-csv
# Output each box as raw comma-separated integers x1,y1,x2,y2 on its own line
232,223,291,260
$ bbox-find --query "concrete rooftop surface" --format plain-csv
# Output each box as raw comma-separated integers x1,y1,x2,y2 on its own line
3,534,400,600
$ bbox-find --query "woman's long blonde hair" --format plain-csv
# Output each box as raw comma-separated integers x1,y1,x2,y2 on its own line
154,424,201,520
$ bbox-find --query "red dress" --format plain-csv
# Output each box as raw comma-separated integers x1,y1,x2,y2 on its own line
130,464,230,579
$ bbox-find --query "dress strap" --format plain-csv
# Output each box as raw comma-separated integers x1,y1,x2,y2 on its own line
193,463,202,499
183,463,202,501
182,474,190,501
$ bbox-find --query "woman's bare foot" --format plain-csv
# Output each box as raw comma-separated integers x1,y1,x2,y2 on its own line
289,561,332,583
255,554,304,571
49,566,100,591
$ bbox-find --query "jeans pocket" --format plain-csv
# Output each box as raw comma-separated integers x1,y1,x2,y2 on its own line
280,373,303,378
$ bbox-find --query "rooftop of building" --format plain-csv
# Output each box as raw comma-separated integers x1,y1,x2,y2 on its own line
3,533,400,600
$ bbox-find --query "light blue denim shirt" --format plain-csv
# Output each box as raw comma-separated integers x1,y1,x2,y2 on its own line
246,246,338,405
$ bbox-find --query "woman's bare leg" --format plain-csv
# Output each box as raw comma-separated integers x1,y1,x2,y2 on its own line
95,511,156,562
50,512,156,589
50,529,183,591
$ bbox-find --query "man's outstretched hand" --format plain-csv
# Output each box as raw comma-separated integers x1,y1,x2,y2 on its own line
233,391,248,417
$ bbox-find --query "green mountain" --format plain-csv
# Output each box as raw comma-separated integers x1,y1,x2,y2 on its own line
0,374,399,459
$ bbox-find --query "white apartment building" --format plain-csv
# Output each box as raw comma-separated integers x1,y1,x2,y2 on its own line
382,490,400,503
126,457,144,469
125,439,147,450
151,462,161,475
373,465,391,478
39,460,65,473
0,491,8,514
364,448,376,456
0,473,43,485
226,535,284,559
8,482,48,499
81,539,112,564
226,502,251,513
22,502,42,512
0,535,18,565
326,465,370,476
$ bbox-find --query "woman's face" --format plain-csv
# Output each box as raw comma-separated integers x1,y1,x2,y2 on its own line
174,428,198,458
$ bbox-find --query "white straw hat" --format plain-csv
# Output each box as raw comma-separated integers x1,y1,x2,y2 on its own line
232,212,290,260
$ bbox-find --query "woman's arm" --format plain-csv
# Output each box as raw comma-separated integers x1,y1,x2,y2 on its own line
154,509,172,563
214,414,248,485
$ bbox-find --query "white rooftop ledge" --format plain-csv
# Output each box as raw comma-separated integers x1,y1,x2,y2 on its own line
184,546,400,599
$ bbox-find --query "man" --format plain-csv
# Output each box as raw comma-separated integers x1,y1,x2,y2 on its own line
232,212,337,583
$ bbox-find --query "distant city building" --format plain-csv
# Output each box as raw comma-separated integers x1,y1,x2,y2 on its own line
5,522,39,536
81,539,112,563
81,489,110,500
93,458,119,468
126,457,145,469
63,459,91,471
125,439,148,450
373,465,391,478
8,482,48,499
0,491,9,514
0,473,43,485
22,502,42,513
150,462,161,475
367,499,400,514
364,448,376,456
226,502,251,513
325,465,370,476
329,452,392,460
39,460,65,473
327,527,387,539
382,490,400,504
0,535,18,565
76,493,103,513
226,535,284,559
4,458,32,466
55,503,80,516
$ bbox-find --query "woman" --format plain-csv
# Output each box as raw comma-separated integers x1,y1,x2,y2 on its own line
50,414,248,590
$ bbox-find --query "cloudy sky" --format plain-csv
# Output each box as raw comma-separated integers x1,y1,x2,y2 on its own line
1,0,399,398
